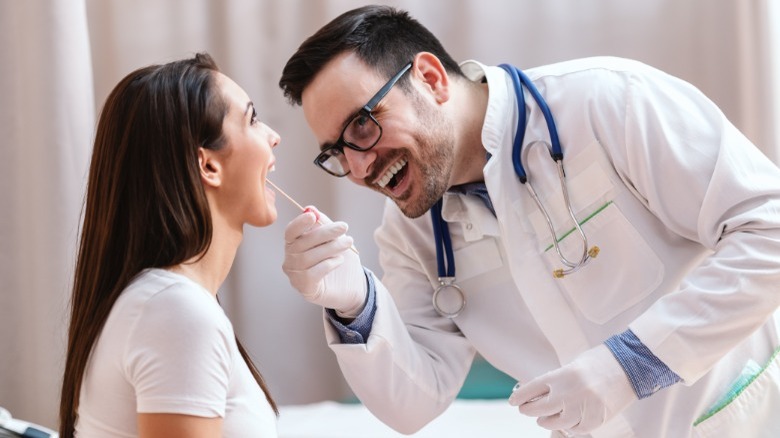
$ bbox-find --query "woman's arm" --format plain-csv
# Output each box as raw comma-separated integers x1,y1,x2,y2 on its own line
138,413,222,438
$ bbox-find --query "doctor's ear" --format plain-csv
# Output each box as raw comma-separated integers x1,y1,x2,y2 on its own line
412,52,450,103
197,147,223,188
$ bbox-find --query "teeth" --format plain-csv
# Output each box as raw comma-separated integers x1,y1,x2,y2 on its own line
377,158,407,188
269,164,276,172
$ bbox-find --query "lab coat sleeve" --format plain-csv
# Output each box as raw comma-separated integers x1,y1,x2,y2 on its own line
590,61,780,384
323,200,476,434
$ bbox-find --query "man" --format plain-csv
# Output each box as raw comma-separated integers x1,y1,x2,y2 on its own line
278,5,780,437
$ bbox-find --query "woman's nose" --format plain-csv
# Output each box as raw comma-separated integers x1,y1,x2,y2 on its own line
267,125,281,148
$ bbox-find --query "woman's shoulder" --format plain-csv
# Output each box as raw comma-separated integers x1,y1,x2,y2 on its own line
115,268,231,338
123,268,216,305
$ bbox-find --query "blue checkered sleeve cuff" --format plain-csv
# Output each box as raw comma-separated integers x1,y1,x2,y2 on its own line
326,267,377,344
604,329,681,399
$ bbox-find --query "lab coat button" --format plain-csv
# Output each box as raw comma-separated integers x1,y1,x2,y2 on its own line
466,223,473,230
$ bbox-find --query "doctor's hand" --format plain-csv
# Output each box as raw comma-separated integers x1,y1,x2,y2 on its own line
509,344,637,436
282,207,367,318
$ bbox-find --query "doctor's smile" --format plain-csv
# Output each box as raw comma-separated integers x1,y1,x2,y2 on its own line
374,156,408,190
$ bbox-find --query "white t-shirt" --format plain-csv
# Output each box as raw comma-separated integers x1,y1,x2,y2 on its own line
76,268,277,437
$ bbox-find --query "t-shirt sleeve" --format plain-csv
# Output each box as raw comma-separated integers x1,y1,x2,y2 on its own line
123,283,233,417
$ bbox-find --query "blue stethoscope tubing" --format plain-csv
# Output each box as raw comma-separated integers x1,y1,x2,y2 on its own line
430,64,597,318
501,64,563,183
431,199,466,318
500,64,595,278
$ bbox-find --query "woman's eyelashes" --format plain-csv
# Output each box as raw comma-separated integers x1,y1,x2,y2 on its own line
250,106,259,126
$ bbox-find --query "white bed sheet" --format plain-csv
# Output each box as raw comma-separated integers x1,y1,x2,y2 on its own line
277,399,549,437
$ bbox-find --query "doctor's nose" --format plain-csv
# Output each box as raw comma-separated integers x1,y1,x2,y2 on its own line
343,147,376,181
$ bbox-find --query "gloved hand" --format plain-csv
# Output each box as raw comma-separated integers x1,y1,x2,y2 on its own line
282,206,367,317
509,344,637,436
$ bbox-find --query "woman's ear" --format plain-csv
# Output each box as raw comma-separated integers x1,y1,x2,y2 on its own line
411,52,450,104
198,147,222,188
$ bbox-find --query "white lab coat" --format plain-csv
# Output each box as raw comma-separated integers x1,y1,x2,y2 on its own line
325,57,780,437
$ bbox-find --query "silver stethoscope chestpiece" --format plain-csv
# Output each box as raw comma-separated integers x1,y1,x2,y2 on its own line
432,277,466,318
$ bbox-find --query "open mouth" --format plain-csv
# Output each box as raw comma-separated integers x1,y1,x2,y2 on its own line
377,158,408,190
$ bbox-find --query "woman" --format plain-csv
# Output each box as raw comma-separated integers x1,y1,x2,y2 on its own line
60,53,280,437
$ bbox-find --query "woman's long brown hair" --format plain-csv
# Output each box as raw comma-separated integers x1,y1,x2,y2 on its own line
59,53,276,438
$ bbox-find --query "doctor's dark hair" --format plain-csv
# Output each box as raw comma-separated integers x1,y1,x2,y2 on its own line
59,53,276,438
279,4,465,106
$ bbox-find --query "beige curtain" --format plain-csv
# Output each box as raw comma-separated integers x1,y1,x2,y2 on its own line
0,0,777,429
0,0,94,428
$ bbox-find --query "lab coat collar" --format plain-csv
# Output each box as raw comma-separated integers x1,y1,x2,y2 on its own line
459,60,516,159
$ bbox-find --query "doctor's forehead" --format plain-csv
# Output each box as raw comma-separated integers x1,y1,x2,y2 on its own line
302,54,383,126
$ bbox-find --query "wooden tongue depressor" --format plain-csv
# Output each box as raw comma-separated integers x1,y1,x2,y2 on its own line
266,179,359,254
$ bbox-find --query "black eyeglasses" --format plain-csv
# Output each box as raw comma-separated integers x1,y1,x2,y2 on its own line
313,62,413,177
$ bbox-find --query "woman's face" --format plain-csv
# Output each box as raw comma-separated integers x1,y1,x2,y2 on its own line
213,72,281,228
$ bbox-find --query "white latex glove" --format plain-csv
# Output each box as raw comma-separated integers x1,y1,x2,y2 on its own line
282,206,367,317
509,344,637,436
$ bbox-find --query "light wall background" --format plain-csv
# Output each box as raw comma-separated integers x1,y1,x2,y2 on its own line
1,0,778,429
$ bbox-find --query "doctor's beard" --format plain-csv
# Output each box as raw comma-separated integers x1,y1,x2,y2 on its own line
393,99,456,219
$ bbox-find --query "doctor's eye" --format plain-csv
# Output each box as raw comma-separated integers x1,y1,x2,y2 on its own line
344,113,380,147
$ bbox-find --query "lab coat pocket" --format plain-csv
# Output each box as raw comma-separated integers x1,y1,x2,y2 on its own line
692,348,780,438
538,202,664,324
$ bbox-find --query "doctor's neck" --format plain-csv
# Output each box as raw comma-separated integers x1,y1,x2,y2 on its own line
448,77,490,186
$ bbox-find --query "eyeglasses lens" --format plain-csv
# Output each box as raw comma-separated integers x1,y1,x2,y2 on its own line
343,114,380,149
319,114,381,176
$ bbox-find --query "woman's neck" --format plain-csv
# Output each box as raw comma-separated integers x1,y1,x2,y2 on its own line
170,214,242,297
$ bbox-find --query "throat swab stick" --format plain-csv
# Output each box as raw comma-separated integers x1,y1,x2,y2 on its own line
266,178,306,211
266,178,359,254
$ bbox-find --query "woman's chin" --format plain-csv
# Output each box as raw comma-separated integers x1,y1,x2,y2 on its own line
251,208,277,228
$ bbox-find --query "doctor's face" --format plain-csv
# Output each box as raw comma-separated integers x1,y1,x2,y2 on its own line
302,53,455,218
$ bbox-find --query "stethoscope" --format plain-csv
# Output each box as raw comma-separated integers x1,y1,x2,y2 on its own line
430,64,599,318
